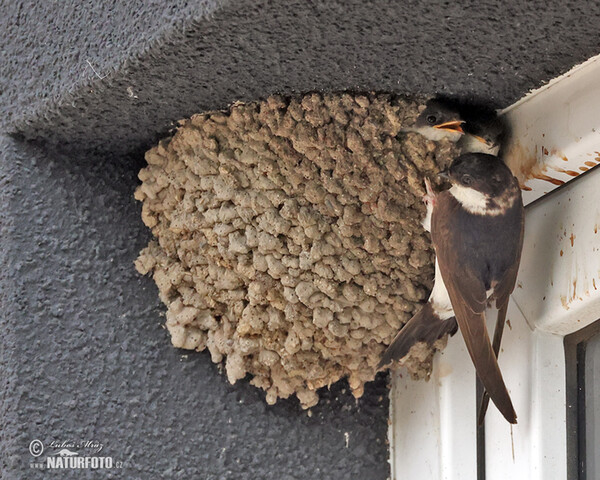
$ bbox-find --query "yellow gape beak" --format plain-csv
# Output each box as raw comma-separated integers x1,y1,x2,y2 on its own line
433,120,465,134
472,134,491,146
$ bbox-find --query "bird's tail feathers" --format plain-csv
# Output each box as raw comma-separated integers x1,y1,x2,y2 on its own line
378,302,458,370
477,301,509,425
458,309,517,424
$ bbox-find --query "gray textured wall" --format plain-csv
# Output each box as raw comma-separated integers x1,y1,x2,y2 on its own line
2,1,600,478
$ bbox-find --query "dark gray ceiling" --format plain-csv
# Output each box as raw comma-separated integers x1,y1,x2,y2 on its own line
4,0,600,155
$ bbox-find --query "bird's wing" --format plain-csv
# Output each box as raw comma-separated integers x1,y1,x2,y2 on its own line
492,201,525,309
432,191,517,424
378,302,458,370
478,201,524,424
477,301,508,424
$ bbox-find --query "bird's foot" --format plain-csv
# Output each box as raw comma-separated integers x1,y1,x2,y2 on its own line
423,177,436,207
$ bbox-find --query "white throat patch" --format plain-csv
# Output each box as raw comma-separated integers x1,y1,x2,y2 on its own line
449,184,505,216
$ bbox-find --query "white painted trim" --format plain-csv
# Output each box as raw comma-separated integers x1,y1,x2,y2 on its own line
389,297,572,480
512,166,600,336
390,54,600,480
390,330,477,480
502,53,600,205
391,170,600,480
483,301,567,480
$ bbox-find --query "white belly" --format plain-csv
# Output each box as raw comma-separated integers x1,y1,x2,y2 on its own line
429,259,454,320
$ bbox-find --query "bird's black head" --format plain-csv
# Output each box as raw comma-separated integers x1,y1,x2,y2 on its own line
441,153,515,197
415,99,464,135
462,115,508,154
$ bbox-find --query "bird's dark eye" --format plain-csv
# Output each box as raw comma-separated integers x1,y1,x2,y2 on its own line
461,174,473,185
426,115,437,125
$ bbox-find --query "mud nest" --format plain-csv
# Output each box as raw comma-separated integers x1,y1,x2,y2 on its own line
134,93,459,408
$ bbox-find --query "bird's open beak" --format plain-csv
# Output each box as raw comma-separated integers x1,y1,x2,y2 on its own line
438,170,450,180
433,120,465,134
472,134,492,146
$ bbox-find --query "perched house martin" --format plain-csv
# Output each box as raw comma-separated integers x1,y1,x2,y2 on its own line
410,97,509,156
379,153,524,424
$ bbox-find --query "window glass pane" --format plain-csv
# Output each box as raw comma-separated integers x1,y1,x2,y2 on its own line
585,332,600,477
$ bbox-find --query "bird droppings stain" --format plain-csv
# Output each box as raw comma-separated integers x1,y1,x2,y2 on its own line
570,233,576,246
510,145,592,187
552,167,579,177
134,93,460,407
504,142,537,187
437,362,453,378
506,319,512,330
506,143,566,186
531,172,565,186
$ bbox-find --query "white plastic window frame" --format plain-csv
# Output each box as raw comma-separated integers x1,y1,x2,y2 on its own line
564,317,600,479
389,54,600,480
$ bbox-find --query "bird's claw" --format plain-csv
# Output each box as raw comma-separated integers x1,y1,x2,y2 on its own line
423,177,436,207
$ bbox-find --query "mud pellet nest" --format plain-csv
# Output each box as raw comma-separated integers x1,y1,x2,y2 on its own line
134,93,459,408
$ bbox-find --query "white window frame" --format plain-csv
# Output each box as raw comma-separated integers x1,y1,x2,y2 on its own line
389,54,600,480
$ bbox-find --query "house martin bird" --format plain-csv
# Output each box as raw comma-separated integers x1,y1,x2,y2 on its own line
379,153,524,424
411,97,508,155
411,99,465,143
